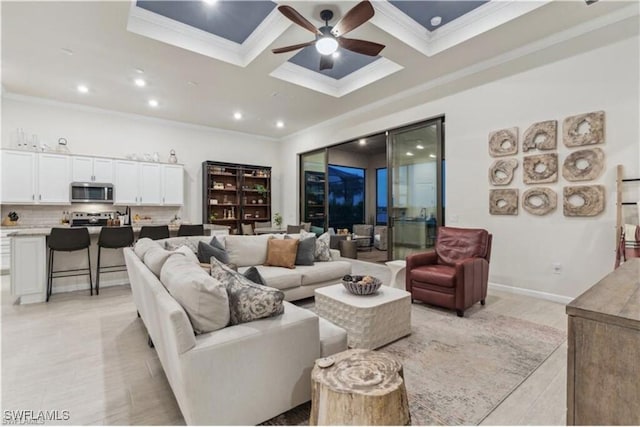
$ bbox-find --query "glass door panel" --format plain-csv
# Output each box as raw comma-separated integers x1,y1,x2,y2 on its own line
388,119,443,260
300,150,327,229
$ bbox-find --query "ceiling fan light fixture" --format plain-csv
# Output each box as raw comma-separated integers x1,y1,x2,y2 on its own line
316,37,339,55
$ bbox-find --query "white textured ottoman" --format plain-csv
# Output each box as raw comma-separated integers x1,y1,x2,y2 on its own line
314,284,411,350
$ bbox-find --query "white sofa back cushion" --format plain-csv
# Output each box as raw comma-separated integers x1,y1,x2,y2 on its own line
161,254,230,334
134,237,160,259
143,245,176,277
224,235,272,267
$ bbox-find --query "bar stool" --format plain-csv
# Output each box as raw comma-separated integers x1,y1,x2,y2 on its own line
138,225,170,240
96,227,134,295
47,227,92,302
177,224,204,236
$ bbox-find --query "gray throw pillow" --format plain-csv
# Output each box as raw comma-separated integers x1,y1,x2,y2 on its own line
285,235,315,266
243,266,266,285
197,236,229,264
209,258,284,325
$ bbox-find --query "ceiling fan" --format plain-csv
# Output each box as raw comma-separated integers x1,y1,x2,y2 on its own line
272,0,385,71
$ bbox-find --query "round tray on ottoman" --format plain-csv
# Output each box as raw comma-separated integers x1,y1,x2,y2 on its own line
342,275,382,295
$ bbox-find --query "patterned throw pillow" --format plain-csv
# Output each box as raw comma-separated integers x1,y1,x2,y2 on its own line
264,238,299,269
210,258,285,325
163,236,210,254
302,230,331,261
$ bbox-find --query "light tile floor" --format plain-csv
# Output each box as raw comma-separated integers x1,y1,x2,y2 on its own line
1,259,568,425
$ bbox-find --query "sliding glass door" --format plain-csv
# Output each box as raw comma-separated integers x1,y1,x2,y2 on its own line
300,150,327,229
388,119,444,260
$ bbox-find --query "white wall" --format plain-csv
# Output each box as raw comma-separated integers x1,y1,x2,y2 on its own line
279,36,640,299
1,95,281,223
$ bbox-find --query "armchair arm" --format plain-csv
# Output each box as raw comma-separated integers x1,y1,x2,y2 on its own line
454,257,490,311
406,250,437,270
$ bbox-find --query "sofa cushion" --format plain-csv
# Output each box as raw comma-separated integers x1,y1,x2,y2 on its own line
264,238,299,269
286,234,315,266
436,227,489,266
197,236,229,264
161,254,230,334
143,245,175,277
301,230,331,261
318,318,348,357
224,235,271,267
411,264,456,288
210,258,285,325
174,245,200,264
134,237,159,259
161,236,212,254
240,266,301,291
296,260,352,286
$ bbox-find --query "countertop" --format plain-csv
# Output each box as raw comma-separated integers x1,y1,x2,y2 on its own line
5,223,228,237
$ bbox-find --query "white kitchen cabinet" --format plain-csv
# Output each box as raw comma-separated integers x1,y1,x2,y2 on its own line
11,235,46,304
72,156,113,183
1,150,36,203
139,163,162,205
162,164,184,205
38,153,71,204
114,160,139,205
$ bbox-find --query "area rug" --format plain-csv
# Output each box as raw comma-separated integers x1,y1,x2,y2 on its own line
262,303,565,425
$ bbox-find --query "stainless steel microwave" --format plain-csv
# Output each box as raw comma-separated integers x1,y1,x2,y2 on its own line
70,182,114,203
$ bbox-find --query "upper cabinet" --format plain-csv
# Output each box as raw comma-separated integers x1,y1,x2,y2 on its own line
162,164,184,206
1,151,37,204
1,150,183,207
37,153,71,204
72,156,113,183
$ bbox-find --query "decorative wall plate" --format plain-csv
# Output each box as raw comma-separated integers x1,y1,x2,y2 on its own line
488,127,518,157
563,185,605,217
522,120,557,152
562,148,605,181
489,158,518,186
489,189,518,215
523,153,558,184
522,187,557,216
563,111,605,147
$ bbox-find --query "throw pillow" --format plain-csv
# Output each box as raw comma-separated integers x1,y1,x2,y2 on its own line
163,236,211,254
174,245,200,264
134,238,158,259
243,266,266,286
310,225,324,236
143,245,175,277
264,238,299,269
300,222,311,232
197,236,229,264
224,235,272,267
161,254,230,334
209,258,285,325
302,230,331,261
285,234,315,266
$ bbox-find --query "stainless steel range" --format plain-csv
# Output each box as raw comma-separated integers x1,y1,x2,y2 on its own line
70,212,115,227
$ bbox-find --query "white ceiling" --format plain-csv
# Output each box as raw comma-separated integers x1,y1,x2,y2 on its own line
1,1,637,139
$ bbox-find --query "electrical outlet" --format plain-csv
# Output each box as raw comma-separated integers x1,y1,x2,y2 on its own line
552,263,562,274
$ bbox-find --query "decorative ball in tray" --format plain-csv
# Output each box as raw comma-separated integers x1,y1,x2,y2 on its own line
342,274,382,295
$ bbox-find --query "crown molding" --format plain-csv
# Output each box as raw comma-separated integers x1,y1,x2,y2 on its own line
126,1,289,68
2,92,278,142
270,57,403,97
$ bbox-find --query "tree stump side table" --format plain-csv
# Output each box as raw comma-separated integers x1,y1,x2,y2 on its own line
310,349,411,426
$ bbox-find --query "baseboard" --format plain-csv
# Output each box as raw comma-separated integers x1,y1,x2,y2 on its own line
54,278,129,294
489,282,573,305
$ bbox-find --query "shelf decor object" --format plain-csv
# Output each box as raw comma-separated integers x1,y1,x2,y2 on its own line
202,161,272,234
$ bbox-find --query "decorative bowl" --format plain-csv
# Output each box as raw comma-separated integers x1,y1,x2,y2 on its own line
342,275,382,295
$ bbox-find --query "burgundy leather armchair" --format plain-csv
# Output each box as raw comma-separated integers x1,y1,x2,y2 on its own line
406,226,492,317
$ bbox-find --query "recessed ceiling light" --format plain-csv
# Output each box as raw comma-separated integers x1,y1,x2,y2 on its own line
276,121,285,128
430,16,442,27
234,112,243,120
429,154,437,158
332,51,340,59
148,99,159,107
61,48,74,56
359,139,366,145
203,0,218,5
406,151,414,156
77,84,89,94
134,78,146,87
135,68,145,74
416,144,424,150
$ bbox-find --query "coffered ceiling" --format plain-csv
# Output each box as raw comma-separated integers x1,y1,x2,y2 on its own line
1,1,637,138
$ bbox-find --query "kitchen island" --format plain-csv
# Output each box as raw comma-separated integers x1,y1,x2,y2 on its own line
8,224,228,304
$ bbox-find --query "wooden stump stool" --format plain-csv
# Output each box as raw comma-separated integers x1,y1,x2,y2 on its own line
310,349,411,426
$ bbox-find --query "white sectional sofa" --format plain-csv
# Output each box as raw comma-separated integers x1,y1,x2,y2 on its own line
124,237,348,425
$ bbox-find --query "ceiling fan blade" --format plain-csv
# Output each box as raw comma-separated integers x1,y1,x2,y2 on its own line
338,37,385,56
271,41,315,54
319,55,334,71
277,5,322,35
331,0,375,37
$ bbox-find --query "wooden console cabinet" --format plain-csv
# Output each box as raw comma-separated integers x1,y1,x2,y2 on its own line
566,258,640,425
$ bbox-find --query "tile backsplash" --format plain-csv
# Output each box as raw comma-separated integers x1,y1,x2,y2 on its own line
1,204,182,226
